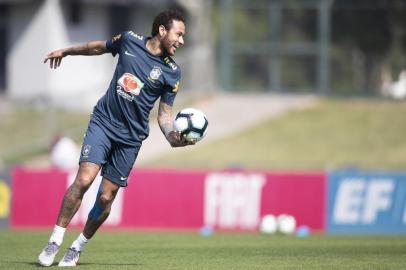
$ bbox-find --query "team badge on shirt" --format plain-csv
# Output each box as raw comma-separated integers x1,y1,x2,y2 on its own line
82,145,91,158
148,66,162,82
117,73,144,96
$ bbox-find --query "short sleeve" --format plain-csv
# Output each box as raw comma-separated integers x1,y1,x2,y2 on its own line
106,32,127,57
161,68,181,106
161,88,177,106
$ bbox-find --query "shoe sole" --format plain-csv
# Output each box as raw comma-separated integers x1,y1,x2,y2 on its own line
38,259,53,267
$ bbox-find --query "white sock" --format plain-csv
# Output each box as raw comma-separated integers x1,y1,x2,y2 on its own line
49,225,66,246
71,233,89,252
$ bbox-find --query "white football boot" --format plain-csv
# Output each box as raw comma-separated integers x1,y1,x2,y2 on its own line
38,242,60,267
58,247,81,267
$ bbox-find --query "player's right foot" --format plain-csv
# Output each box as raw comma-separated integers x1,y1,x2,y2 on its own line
38,241,60,267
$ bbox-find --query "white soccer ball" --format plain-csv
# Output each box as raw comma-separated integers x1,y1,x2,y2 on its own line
259,214,277,234
277,214,296,235
174,108,208,142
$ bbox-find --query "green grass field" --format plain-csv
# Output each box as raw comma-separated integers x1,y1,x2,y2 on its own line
0,230,406,270
146,98,406,170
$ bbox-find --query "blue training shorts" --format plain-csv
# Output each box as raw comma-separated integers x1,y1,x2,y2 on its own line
79,118,141,187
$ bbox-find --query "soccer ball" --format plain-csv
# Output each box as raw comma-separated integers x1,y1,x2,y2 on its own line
277,214,296,234
174,108,208,142
259,214,277,234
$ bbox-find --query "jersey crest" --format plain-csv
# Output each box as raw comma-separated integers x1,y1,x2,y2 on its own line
148,66,162,82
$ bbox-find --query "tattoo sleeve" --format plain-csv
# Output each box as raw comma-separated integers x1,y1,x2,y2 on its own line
158,101,175,138
65,40,108,56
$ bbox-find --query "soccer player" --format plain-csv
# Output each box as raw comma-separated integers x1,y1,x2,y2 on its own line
38,10,192,267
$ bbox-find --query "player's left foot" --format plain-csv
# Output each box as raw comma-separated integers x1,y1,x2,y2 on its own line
38,241,60,267
58,247,81,267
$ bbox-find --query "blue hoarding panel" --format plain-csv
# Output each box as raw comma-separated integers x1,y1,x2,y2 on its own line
328,171,406,234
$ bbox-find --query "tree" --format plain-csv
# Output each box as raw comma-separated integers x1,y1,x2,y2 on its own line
332,0,406,94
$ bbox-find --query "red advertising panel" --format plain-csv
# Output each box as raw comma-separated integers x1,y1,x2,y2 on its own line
121,169,206,228
11,168,326,231
261,172,326,230
204,171,325,230
11,168,68,227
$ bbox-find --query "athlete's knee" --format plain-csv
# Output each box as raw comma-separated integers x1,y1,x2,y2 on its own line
99,192,115,206
66,179,90,199
88,196,112,221
74,174,95,190
74,162,100,189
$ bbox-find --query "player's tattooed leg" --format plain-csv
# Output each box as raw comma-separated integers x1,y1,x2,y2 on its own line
56,162,100,227
56,183,88,227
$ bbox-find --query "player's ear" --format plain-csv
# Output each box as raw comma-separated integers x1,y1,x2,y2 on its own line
158,25,167,37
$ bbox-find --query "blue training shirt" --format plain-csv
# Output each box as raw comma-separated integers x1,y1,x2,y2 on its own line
92,31,181,146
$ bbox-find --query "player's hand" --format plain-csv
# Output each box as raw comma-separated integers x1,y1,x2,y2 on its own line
44,49,66,69
166,130,195,147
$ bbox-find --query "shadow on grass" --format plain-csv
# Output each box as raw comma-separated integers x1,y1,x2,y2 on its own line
3,261,143,267
1,261,47,268
79,262,143,266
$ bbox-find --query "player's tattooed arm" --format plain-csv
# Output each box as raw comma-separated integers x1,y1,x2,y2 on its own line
158,100,194,147
44,40,108,69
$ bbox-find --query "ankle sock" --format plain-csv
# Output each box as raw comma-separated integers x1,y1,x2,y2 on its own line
49,225,66,246
71,233,89,252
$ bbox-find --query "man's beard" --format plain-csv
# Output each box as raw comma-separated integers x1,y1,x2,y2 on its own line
160,37,173,56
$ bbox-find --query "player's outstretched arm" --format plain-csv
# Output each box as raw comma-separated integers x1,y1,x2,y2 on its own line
158,100,194,147
43,40,109,69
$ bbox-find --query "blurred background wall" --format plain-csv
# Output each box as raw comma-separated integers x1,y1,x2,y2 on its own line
0,0,217,109
0,0,405,174
1,0,406,105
